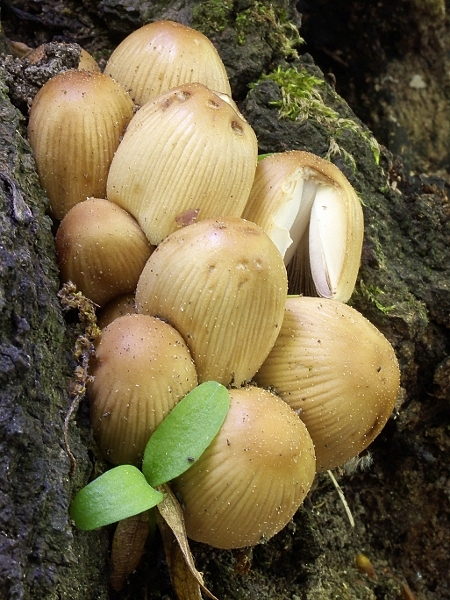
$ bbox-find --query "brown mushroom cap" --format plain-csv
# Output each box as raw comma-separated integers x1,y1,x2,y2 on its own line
87,314,198,465
97,293,137,330
255,296,400,471
28,70,134,220
135,217,288,386
106,83,258,245
55,198,154,308
172,385,316,549
104,20,231,105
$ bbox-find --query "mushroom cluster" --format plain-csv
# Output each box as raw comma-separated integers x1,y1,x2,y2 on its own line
27,20,400,550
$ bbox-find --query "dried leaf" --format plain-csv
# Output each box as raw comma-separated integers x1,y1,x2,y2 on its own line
157,484,218,600
110,511,151,591
157,517,203,600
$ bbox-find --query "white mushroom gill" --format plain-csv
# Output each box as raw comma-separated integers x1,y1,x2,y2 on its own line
275,173,319,265
308,185,348,299
263,174,350,300
243,151,363,303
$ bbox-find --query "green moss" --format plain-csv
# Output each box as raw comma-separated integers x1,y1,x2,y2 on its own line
235,2,303,57
192,0,303,59
356,280,396,315
253,65,381,168
252,65,331,120
191,0,234,36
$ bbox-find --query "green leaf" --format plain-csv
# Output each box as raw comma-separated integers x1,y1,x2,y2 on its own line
142,381,230,487
70,465,164,530
258,153,274,161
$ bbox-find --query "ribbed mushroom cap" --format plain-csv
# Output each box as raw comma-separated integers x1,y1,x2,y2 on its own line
28,70,134,220
243,150,364,302
104,20,231,105
106,83,258,245
135,217,288,386
88,314,198,465
55,198,153,308
172,385,316,549
255,296,400,471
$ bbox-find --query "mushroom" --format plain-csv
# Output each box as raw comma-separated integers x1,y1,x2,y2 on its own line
87,314,198,465
242,151,364,302
255,296,400,471
172,385,316,549
135,217,288,386
107,83,258,245
97,293,137,330
55,198,154,308
78,48,102,72
28,69,134,220
104,20,231,105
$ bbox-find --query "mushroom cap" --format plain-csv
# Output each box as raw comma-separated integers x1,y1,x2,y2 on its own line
78,48,101,72
88,314,198,465
55,198,153,308
104,20,231,105
243,150,364,302
97,293,137,330
28,70,134,220
106,82,258,245
172,385,316,549
255,296,400,471
135,217,288,386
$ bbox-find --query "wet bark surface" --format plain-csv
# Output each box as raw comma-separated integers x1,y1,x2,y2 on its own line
0,1,449,599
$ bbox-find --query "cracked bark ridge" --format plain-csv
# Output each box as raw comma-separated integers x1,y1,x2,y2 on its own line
0,78,109,600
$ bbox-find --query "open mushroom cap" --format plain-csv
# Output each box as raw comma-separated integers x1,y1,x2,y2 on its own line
255,296,400,471
172,385,316,549
88,314,198,465
104,20,231,105
135,217,288,386
55,198,154,308
107,83,258,245
28,70,134,220
243,151,364,302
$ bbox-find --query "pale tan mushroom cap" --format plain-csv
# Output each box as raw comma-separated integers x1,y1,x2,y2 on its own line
255,296,400,471
173,386,316,549
87,314,198,465
104,20,231,105
135,217,287,386
107,83,258,246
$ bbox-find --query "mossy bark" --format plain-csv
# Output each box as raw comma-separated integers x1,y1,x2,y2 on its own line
0,78,110,599
1,1,449,599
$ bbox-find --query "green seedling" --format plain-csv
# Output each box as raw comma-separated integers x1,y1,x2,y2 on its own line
69,465,163,530
142,380,230,486
70,381,230,530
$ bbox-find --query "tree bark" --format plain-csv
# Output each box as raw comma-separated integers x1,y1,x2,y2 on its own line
0,76,110,599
